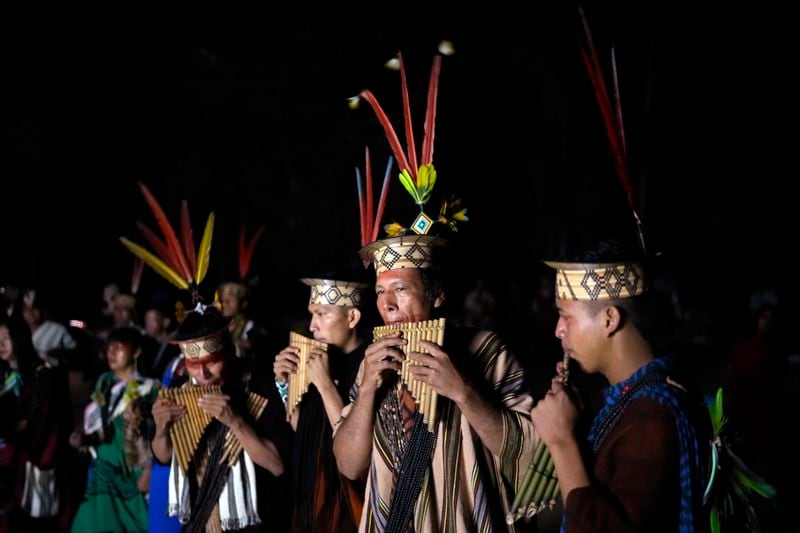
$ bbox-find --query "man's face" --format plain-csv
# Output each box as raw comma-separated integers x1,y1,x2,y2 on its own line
22,304,41,328
374,269,442,325
144,310,167,337
180,337,227,386
107,340,138,373
554,299,607,374
220,292,241,318
308,304,352,348
113,306,132,327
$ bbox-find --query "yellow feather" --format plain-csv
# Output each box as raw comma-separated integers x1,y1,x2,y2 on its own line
119,237,189,290
384,222,406,237
195,212,215,284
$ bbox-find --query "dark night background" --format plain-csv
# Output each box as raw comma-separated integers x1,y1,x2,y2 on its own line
1,2,797,529
1,1,792,336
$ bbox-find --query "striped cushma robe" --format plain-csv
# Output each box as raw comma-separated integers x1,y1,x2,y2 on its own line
341,327,536,532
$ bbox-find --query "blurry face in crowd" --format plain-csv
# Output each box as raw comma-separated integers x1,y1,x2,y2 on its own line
308,304,358,348
106,340,138,374
22,304,42,329
103,284,120,308
0,325,14,364
180,336,227,386
374,269,444,326
220,291,242,318
113,305,133,328
144,309,169,338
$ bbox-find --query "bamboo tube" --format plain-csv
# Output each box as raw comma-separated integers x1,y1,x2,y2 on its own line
372,319,445,433
286,332,328,421
506,353,570,523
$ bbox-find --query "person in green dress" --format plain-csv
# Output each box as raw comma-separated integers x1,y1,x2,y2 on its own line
70,327,159,533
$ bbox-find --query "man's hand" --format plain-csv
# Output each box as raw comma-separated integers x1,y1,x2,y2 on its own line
306,347,332,388
151,395,185,437
530,380,579,450
197,392,241,429
406,339,467,402
360,333,405,394
273,345,300,383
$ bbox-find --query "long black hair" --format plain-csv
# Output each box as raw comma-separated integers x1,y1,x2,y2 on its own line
0,314,37,381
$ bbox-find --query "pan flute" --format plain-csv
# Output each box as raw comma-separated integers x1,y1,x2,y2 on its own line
159,384,268,475
372,317,446,432
506,353,570,523
285,331,328,421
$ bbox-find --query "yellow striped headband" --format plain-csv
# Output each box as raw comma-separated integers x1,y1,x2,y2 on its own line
358,235,446,276
545,262,645,301
301,278,369,307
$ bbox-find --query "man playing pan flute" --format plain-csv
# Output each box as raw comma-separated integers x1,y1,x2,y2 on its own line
151,306,293,532
120,183,293,532
333,44,536,532
273,272,372,533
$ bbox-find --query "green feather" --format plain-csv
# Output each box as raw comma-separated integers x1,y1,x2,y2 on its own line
710,506,720,533
708,387,724,433
398,169,421,203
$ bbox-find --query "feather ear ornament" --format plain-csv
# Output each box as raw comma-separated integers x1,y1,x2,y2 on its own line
349,41,465,237
120,182,215,304
578,8,645,253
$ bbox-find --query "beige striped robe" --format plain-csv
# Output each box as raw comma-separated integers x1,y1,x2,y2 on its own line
338,329,537,532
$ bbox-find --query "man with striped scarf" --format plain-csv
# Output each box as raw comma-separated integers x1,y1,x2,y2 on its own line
333,235,537,532
151,305,293,532
532,238,711,532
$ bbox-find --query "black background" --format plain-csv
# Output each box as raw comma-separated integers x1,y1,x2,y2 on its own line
1,1,791,335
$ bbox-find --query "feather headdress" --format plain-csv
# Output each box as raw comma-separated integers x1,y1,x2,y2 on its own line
578,7,645,254
349,41,466,238
119,182,215,305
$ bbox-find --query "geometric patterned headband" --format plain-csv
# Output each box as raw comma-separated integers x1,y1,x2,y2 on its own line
300,278,369,307
545,261,645,301
358,235,445,276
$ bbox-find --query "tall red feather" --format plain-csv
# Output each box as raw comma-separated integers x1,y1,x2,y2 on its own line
136,221,181,273
398,54,418,178
355,166,367,245
181,200,197,276
358,90,412,175
138,182,194,283
611,49,628,164
238,226,247,280
578,11,635,211
371,156,393,243
579,8,644,251
421,55,442,166
239,225,265,280
365,147,374,236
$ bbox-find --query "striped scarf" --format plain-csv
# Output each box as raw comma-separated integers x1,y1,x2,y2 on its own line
168,439,261,530
585,356,706,533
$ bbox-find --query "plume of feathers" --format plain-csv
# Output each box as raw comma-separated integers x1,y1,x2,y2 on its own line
578,7,645,253
238,224,266,280
350,41,453,210
120,182,215,303
704,388,777,533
